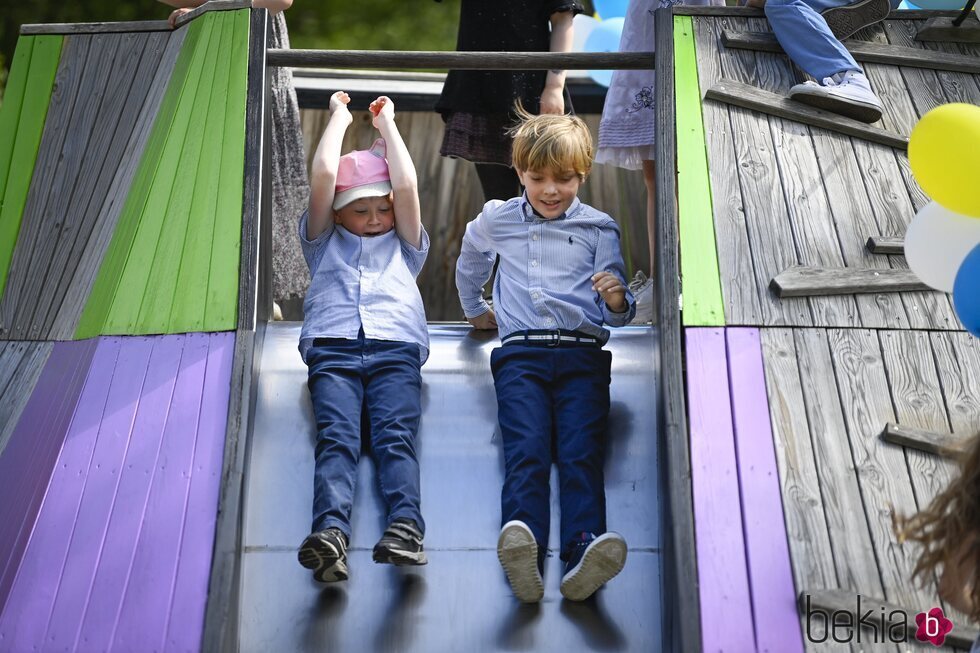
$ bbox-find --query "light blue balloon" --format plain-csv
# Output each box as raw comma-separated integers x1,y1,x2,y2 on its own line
904,0,966,8
594,0,630,18
584,17,625,88
953,243,980,338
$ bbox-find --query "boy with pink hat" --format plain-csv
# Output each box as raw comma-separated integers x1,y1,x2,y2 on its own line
296,92,429,582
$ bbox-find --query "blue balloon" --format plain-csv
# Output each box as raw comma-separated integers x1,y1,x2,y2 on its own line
584,17,626,87
953,243,980,338
904,0,966,8
593,0,630,18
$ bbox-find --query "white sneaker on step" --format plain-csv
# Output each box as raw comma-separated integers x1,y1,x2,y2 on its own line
788,70,884,124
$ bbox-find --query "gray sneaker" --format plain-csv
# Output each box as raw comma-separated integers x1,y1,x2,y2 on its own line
821,0,891,40
789,70,884,123
497,521,544,603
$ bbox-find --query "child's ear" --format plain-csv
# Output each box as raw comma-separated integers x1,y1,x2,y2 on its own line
333,211,342,224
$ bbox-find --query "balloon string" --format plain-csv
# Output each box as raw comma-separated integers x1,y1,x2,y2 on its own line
953,0,976,27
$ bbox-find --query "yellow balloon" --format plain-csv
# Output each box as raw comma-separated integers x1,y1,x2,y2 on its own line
908,103,980,218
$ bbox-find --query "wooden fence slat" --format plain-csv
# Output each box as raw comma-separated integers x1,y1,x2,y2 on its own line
721,29,980,74
770,266,930,297
705,79,910,150
880,423,969,458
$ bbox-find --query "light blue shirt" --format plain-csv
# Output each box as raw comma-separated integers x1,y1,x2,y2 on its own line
455,195,635,344
298,210,430,364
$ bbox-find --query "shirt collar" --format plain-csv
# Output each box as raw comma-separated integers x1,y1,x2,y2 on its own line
519,193,581,222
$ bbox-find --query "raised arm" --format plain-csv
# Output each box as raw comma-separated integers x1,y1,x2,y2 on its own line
307,91,353,240
370,96,422,249
540,10,575,115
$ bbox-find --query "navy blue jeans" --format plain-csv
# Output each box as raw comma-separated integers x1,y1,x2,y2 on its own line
490,344,612,563
306,333,424,538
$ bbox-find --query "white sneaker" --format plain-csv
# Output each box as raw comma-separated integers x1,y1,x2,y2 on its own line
497,521,544,603
788,70,884,124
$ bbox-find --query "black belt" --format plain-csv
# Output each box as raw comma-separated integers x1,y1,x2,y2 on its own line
501,329,601,348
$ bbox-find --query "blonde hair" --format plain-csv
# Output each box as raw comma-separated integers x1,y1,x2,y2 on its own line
894,433,980,621
509,105,593,179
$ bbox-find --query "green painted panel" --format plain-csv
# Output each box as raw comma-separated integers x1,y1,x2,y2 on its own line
171,12,233,333
204,9,249,332
0,36,62,303
674,16,725,327
76,19,205,338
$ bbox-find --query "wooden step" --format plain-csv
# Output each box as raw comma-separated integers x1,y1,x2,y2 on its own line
770,267,929,297
866,236,904,255
880,422,970,458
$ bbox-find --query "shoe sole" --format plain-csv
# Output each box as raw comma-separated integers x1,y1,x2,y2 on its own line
497,522,544,603
299,535,349,582
560,534,627,602
789,90,883,124
821,0,890,40
373,546,428,566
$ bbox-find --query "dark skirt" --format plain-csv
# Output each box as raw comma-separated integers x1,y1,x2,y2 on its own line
440,112,515,166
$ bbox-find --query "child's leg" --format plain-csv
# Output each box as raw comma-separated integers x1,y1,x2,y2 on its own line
490,346,554,555
552,347,612,559
765,0,862,81
362,340,425,530
306,342,365,539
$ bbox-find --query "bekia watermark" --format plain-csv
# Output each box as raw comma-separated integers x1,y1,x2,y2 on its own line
803,593,954,646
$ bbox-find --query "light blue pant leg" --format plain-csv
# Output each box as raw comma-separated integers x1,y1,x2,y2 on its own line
765,0,862,81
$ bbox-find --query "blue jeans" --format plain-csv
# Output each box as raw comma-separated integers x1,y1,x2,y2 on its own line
306,333,424,538
765,0,885,81
490,344,612,564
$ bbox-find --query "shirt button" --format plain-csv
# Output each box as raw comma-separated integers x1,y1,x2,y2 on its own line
532,234,539,241
532,292,539,300
358,266,364,272
531,260,538,267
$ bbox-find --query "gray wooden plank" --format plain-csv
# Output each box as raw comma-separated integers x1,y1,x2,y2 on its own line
743,15,861,329
50,28,187,339
771,267,930,297
691,16,764,325
268,49,657,71
759,329,849,652
866,236,904,255
704,80,910,150
0,36,91,339
931,332,980,446
721,29,980,74
887,20,980,107
827,328,940,612
853,28,960,330
915,15,980,43
880,423,969,458
695,16,811,327
173,0,253,28
39,31,167,339
803,589,980,649
0,342,54,457
9,34,121,340
653,10,701,653
21,21,172,35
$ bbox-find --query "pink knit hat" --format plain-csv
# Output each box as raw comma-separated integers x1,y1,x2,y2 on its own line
332,138,392,210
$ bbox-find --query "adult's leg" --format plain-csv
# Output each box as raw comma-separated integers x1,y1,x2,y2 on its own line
306,342,364,539
765,0,862,81
553,347,612,560
475,163,522,203
363,340,425,531
490,346,554,554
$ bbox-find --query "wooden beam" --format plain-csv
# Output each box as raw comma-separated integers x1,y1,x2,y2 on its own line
770,267,930,297
880,423,970,458
267,49,655,71
655,9,703,653
704,80,909,150
866,236,904,255
916,16,980,43
800,589,980,649
21,1,251,34
173,0,252,28
721,30,980,75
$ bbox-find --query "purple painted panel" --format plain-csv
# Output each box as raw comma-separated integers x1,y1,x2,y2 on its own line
164,332,233,651
727,329,804,653
0,338,98,618
111,333,211,651
43,337,154,650
685,328,755,652
76,335,184,651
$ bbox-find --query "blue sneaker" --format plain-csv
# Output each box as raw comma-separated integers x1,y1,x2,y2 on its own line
497,520,544,603
560,532,628,601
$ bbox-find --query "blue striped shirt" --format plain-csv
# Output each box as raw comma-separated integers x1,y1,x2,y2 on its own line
298,210,430,363
455,195,635,344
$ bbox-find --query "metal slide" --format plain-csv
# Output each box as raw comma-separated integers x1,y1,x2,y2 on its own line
240,323,663,652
